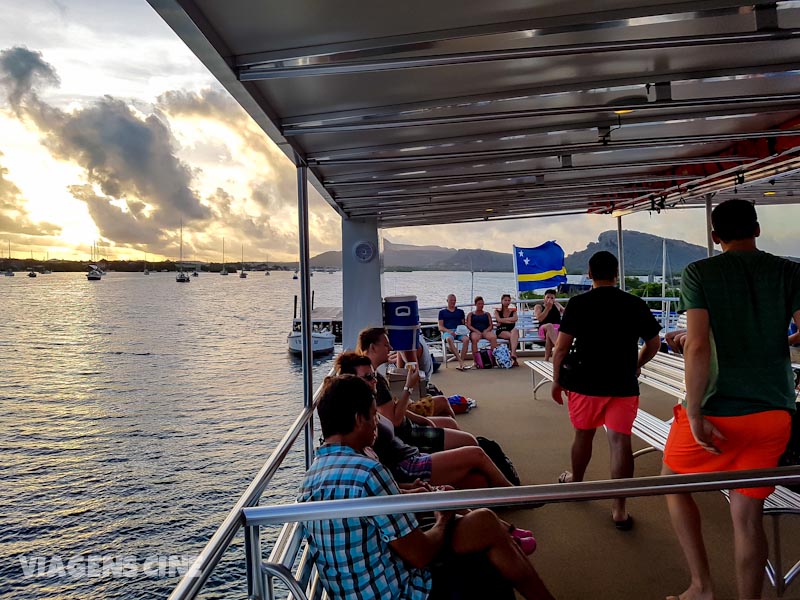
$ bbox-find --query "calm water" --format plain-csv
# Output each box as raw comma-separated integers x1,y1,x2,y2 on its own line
0,270,519,599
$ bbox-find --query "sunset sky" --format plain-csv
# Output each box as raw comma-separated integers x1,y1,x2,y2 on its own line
1,0,798,263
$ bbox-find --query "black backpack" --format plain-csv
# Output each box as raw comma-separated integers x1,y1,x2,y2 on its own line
476,436,521,486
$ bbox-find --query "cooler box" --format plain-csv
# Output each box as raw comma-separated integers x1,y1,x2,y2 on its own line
383,295,419,351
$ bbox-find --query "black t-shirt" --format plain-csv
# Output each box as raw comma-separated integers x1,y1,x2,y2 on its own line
375,372,393,407
373,414,419,472
558,286,661,396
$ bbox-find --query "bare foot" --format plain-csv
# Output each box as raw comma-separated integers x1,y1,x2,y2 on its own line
665,583,714,600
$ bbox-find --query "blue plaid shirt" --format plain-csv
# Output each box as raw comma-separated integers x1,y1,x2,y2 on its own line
298,444,432,599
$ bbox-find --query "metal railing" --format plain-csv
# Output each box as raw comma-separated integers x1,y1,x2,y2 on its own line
167,377,328,600
242,467,800,600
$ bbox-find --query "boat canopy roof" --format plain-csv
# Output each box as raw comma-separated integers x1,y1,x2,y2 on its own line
148,1,800,228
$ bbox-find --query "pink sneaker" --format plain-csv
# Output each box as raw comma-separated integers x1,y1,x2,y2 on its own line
515,536,537,555
509,526,533,540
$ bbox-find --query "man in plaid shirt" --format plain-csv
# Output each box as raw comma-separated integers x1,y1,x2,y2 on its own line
298,375,553,600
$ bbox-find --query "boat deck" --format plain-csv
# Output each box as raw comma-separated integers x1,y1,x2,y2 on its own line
428,364,800,599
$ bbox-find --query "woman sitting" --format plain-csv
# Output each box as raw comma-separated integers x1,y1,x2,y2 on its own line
533,289,565,361
494,293,519,366
467,296,498,358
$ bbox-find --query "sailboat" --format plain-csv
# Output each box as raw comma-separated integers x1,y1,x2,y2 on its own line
176,222,190,283
220,238,229,275
143,252,149,275
3,241,13,276
239,245,247,278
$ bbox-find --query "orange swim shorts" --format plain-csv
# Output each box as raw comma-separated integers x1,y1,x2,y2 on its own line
567,392,639,435
663,404,791,499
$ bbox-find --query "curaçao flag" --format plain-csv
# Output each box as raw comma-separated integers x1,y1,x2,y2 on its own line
513,242,568,292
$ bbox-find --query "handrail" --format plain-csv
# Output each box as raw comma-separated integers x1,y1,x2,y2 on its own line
243,467,800,526
168,375,330,600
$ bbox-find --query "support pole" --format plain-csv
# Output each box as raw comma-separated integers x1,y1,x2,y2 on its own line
296,164,315,470
617,216,625,291
705,194,714,258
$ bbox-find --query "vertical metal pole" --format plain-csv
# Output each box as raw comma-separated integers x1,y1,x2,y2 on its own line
297,165,315,471
245,525,267,600
662,238,668,330
705,194,714,258
616,216,625,291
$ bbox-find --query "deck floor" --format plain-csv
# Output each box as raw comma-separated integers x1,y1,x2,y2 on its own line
430,363,800,600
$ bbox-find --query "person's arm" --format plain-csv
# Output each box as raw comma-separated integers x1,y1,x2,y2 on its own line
550,332,573,405
466,312,479,333
790,314,799,346
376,370,420,427
637,335,661,375
506,307,518,324
554,301,566,314
389,512,452,569
683,308,725,454
665,328,688,354
406,411,434,426
483,313,494,333
533,303,547,320
438,318,453,335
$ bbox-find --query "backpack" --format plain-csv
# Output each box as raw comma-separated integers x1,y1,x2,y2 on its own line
476,436,521,486
493,344,513,369
473,348,495,369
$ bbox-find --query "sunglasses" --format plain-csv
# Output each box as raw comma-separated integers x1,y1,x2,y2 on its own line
360,373,377,382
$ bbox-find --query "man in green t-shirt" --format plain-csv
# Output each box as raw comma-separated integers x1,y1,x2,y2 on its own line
662,199,800,600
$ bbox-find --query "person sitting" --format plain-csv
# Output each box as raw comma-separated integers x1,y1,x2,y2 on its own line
357,328,478,452
533,289,565,361
298,374,555,600
467,296,498,358
438,293,470,370
494,293,520,367
335,353,517,490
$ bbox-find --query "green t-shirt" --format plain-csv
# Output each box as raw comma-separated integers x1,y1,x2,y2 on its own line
679,250,800,417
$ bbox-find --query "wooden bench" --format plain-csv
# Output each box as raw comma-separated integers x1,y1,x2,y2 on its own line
525,355,800,596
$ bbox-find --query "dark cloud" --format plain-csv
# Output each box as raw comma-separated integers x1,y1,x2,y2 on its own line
0,154,61,236
0,46,59,113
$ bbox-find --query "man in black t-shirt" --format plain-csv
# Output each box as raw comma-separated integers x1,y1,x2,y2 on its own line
551,251,661,530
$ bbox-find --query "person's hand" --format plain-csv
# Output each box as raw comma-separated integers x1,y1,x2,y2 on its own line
405,366,420,388
388,350,399,364
434,510,455,525
545,296,554,307
687,413,725,455
551,382,568,405
665,329,688,354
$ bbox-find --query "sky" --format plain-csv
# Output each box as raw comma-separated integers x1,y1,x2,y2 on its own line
0,0,798,263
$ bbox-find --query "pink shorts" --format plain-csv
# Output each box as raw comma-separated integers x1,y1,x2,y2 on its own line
567,392,639,435
538,323,560,339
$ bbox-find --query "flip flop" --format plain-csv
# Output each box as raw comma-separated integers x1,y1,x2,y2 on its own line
557,470,573,484
456,365,471,371
614,515,634,531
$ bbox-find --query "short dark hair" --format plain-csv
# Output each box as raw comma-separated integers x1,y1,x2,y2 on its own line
335,351,372,375
544,289,556,297
589,251,618,281
317,375,375,439
712,199,758,242
501,293,511,300
474,296,484,304
356,327,387,354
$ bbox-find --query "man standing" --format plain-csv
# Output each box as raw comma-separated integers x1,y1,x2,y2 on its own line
551,250,661,529
299,375,554,600
662,199,800,600
438,293,470,370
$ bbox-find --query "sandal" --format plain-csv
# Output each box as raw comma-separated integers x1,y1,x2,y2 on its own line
511,357,519,367
614,515,634,531
557,470,573,484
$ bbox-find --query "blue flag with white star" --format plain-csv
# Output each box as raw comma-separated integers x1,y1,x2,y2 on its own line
513,242,568,292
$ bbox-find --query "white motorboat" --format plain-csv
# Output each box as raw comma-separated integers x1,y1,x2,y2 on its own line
287,323,336,356
86,265,102,281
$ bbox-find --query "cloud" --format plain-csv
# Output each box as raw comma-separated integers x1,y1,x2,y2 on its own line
0,46,59,112
0,153,61,236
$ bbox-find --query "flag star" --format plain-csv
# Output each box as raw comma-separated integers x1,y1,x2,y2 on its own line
523,257,530,265
518,250,524,257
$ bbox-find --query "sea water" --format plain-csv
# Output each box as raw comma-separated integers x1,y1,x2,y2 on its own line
0,270,520,599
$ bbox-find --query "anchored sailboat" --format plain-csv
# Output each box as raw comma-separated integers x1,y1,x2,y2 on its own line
176,221,190,283
239,245,247,278
220,238,228,275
